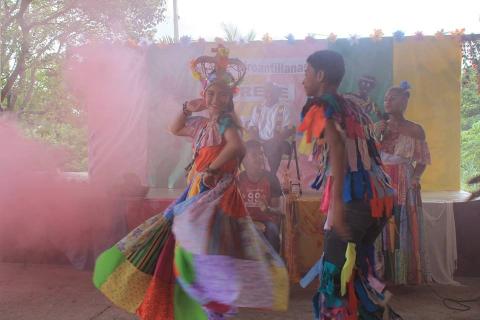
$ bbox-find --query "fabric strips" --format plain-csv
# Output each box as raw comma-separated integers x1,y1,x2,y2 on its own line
298,94,394,219
92,114,289,319
340,243,356,296
297,105,326,144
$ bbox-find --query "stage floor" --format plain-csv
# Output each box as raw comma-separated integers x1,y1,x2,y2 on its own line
145,187,473,201
1,262,479,320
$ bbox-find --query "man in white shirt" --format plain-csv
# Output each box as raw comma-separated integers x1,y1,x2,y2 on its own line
248,82,295,174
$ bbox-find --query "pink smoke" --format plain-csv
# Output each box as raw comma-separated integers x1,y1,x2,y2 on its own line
0,119,84,262
65,41,150,189
0,42,155,268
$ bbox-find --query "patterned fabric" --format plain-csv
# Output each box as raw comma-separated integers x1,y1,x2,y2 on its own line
380,132,431,166
342,92,379,119
298,94,400,319
93,116,289,319
302,248,401,320
379,132,430,285
284,196,324,282
184,116,225,149
298,93,394,224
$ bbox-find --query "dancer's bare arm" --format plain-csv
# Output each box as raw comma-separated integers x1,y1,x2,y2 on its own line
325,119,350,240
170,99,206,136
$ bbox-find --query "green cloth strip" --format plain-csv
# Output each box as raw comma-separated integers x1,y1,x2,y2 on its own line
174,283,207,320
93,246,125,288
174,246,196,284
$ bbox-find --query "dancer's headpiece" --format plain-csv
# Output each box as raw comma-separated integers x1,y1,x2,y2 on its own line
190,44,246,94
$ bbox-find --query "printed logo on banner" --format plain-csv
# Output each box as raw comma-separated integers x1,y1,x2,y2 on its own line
235,84,295,102
243,58,306,75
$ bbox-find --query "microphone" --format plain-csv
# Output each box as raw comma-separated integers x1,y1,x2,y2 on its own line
379,112,389,141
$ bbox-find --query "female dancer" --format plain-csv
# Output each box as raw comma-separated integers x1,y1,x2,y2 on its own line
376,81,431,285
92,45,288,319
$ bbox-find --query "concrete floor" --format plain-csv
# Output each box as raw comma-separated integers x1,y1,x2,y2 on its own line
1,263,479,320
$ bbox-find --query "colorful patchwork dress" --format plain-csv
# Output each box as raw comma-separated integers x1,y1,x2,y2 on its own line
379,129,431,285
298,94,401,320
92,114,289,319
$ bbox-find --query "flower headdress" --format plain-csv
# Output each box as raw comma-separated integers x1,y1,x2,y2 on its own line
399,80,411,91
190,44,246,94
393,80,412,98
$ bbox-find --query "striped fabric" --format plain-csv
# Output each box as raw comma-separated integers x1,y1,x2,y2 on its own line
93,116,289,319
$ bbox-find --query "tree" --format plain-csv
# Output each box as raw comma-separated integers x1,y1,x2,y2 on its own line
461,67,480,130
460,39,480,191
0,0,167,171
221,23,256,42
461,66,480,191
1,0,166,112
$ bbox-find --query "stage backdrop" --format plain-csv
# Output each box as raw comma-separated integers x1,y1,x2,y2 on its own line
77,37,461,191
144,37,461,191
328,37,461,191
393,38,461,191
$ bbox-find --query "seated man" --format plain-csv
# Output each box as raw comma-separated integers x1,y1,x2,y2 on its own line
247,82,295,174
238,140,283,252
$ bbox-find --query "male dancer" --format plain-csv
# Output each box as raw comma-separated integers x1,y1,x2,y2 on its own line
299,50,400,319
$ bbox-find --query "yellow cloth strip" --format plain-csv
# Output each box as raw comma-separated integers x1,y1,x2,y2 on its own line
187,173,202,198
271,264,290,311
100,259,152,313
340,242,356,296
298,134,314,156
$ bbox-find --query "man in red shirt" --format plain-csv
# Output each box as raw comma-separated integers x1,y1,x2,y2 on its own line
238,140,283,252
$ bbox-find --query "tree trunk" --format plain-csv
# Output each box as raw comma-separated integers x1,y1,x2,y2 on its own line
1,43,27,109
0,0,32,110
20,62,37,112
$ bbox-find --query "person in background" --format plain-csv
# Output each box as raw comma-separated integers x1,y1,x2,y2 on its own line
238,139,283,252
343,75,380,120
248,82,295,174
375,81,431,285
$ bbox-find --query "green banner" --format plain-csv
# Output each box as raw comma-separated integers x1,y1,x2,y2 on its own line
329,38,393,120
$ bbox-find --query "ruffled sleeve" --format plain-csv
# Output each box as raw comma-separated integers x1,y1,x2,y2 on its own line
390,135,431,165
413,139,431,165
189,114,238,149
184,116,208,139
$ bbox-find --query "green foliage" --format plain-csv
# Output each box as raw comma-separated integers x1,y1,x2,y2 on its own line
19,57,88,171
461,68,480,130
0,0,167,171
461,67,480,191
221,23,240,42
221,23,256,42
244,30,256,42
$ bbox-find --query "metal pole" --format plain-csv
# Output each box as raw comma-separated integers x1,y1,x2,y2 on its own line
173,0,179,43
